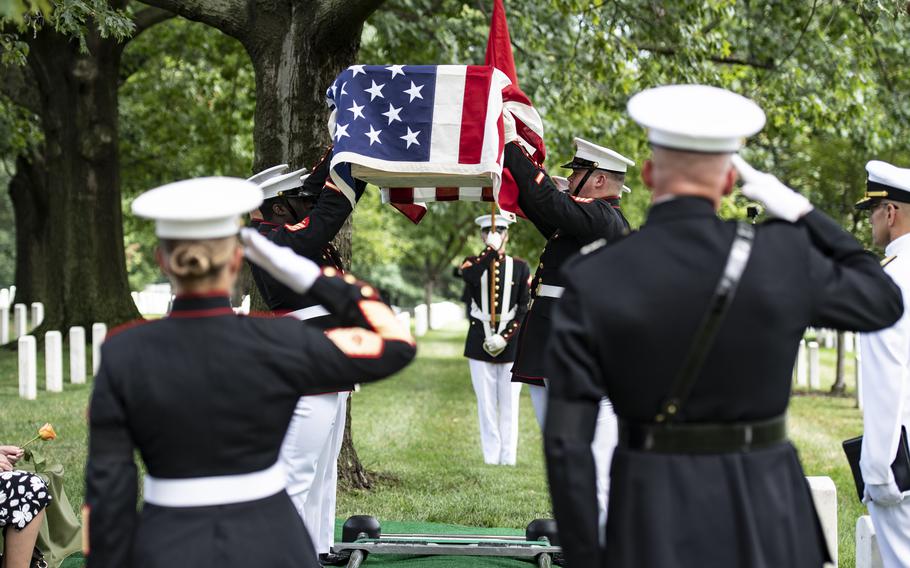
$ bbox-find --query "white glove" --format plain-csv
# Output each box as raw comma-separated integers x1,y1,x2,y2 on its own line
482,334,508,357
485,231,503,250
240,228,321,294
867,481,905,506
732,155,813,223
502,112,519,144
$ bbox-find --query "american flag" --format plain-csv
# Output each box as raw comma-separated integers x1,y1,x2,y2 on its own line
326,65,511,223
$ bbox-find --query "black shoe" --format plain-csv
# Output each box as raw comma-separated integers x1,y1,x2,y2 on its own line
318,552,349,566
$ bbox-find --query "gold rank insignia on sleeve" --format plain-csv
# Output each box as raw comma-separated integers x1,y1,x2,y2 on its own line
534,171,545,185
882,255,897,267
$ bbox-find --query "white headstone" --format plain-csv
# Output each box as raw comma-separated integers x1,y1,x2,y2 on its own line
0,304,8,345
18,335,37,400
808,341,821,390
806,476,837,566
414,305,428,337
92,323,107,375
856,515,884,568
13,303,27,339
823,330,835,349
45,331,63,393
795,339,808,387
30,302,44,328
844,331,855,353
9,284,16,304
69,326,86,384
0,288,8,308
856,338,864,410
396,311,412,332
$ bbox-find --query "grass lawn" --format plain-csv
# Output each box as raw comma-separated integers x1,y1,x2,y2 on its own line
0,323,869,567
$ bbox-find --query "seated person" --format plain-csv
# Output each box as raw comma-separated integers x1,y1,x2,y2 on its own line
0,445,50,568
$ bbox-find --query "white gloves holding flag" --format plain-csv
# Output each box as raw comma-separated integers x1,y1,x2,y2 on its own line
241,228,321,294
483,334,508,357
485,231,504,250
732,155,813,223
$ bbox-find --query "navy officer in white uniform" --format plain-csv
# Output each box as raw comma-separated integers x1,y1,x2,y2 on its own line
855,160,910,567
460,213,530,465
84,177,415,568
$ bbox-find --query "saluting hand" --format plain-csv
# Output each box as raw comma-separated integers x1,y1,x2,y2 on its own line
732,155,813,223
241,228,322,294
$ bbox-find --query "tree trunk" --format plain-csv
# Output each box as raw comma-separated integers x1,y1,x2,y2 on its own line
8,153,49,308
831,330,847,394
424,277,434,330
20,24,139,333
243,4,372,488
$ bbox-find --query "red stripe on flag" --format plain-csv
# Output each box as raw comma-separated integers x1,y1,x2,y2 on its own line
481,187,494,201
387,188,415,203
458,66,492,165
435,187,461,201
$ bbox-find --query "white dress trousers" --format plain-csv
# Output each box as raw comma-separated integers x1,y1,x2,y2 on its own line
860,234,910,568
529,383,548,428
469,359,522,465
279,391,347,556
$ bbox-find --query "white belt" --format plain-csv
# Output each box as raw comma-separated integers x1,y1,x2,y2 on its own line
469,302,517,324
537,285,565,299
287,305,330,321
143,462,286,508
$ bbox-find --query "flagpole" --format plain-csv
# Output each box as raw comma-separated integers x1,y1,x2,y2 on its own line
490,202,497,328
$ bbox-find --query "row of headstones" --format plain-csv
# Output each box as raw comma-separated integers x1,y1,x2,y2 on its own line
0,302,45,344
17,323,107,400
793,331,858,390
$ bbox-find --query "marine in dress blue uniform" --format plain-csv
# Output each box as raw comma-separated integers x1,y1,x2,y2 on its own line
544,85,904,567
84,178,415,568
246,151,367,563
461,214,530,465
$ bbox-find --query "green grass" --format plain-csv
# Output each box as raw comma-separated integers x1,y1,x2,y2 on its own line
0,326,869,567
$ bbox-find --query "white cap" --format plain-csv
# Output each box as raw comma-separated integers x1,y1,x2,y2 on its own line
855,160,910,209
246,164,288,186
132,177,263,239
627,85,766,153
475,214,514,229
562,138,634,174
259,167,308,200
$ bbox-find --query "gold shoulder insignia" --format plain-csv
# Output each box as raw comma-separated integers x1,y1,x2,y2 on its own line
581,238,607,255
882,255,897,268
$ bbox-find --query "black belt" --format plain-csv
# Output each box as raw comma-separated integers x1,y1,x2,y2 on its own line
618,415,787,454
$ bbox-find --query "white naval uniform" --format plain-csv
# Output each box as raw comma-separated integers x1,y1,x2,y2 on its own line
860,232,910,567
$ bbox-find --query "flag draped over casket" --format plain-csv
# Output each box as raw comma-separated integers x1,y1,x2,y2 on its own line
326,65,511,221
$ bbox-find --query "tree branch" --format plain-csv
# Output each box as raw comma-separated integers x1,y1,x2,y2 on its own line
313,0,386,49
133,5,176,38
136,0,250,40
0,63,40,114
635,43,775,70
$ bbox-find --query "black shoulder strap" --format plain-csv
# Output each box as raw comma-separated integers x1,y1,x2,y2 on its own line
656,221,756,423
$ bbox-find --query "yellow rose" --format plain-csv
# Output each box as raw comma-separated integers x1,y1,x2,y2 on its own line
38,423,57,441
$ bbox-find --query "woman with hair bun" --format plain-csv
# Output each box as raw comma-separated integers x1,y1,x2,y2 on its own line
84,177,415,568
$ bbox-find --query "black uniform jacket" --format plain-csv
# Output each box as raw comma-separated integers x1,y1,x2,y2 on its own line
249,151,366,321
503,142,629,385
545,196,903,568
84,274,415,568
461,246,531,363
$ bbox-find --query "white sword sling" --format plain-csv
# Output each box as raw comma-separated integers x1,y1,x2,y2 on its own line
471,256,515,339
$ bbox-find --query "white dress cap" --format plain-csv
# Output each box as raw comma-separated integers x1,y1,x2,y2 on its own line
259,167,308,200
475,214,514,229
562,138,635,174
132,177,263,239
856,160,910,209
628,85,766,153
246,164,289,186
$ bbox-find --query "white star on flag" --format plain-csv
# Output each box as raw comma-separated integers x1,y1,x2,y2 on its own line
382,104,403,125
330,84,337,97
348,100,365,120
403,81,424,103
350,65,366,77
334,123,350,141
400,127,420,148
365,80,386,101
387,65,406,78
340,82,348,96
365,124,382,146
